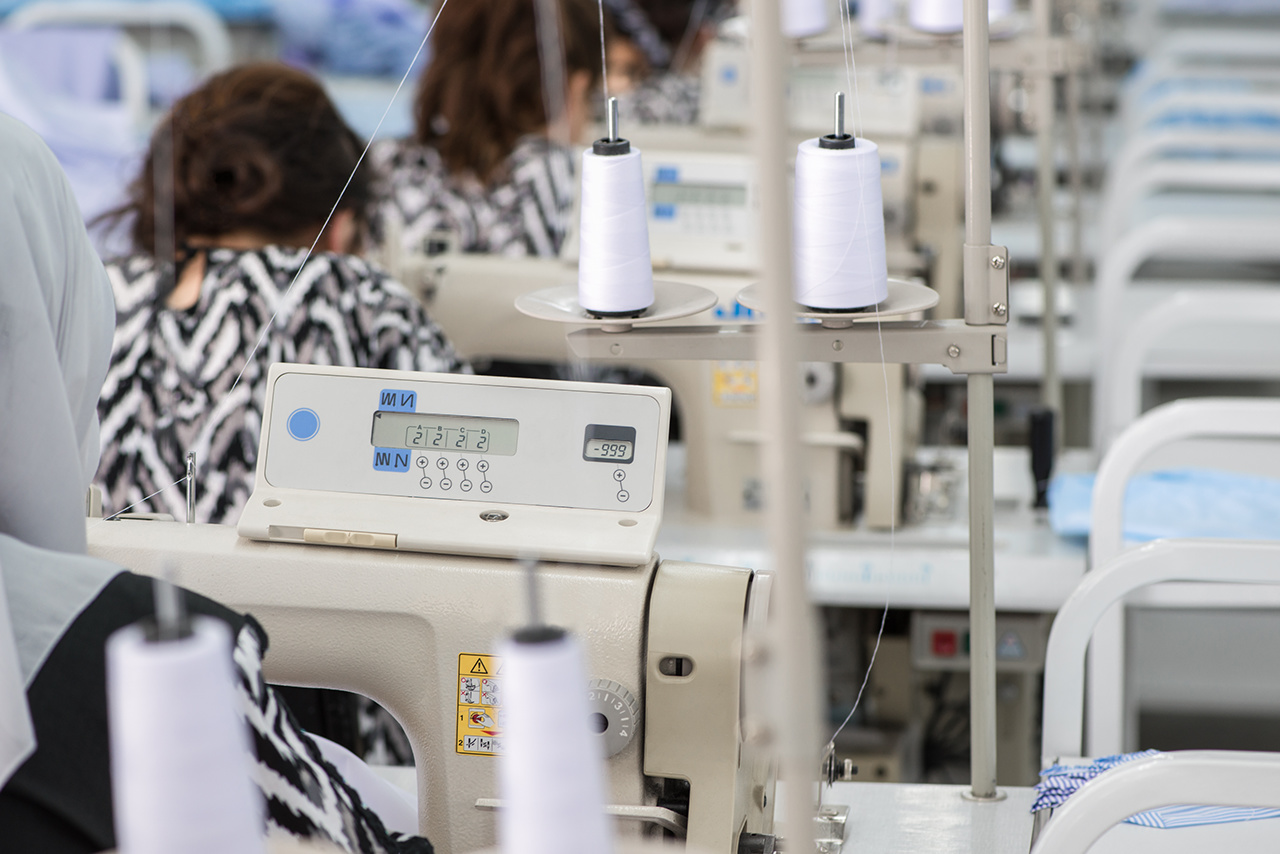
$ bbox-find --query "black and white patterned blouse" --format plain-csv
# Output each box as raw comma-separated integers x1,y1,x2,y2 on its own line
97,246,465,525
369,135,575,258
0,567,431,853
231,616,430,852
619,72,702,125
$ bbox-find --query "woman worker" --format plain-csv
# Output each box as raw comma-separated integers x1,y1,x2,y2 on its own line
370,0,601,259
0,111,430,854
606,0,725,125
96,62,466,527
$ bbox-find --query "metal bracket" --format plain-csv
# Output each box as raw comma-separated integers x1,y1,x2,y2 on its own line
991,36,1091,75
963,244,1010,328
566,319,1007,374
475,799,689,835
814,803,849,854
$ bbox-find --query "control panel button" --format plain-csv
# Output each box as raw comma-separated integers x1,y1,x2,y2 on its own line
617,489,630,502
477,460,489,473
460,480,473,492
931,630,958,658
613,469,626,482
457,458,469,471
480,481,493,493
419,477,432,489
440,478,453,490
287,408,320,441
437,458,449,470
416,456,429,469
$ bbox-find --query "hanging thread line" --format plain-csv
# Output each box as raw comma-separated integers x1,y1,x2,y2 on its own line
827,0,893,750
223,0,452,403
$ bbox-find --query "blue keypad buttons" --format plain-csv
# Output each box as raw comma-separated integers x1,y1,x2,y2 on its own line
287,408,320,441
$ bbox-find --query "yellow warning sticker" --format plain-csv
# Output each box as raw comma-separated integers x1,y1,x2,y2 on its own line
712,361,758,407
456,653,504,756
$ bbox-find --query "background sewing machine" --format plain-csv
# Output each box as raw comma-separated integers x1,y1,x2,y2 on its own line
88,364,776,854
381,121,938,533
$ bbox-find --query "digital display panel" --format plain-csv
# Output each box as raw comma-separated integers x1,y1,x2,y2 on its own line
583,424,636,464
584,439,634,461
371,411,518,455
650,182,748,207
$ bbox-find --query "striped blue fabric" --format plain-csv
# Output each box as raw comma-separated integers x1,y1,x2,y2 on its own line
1033,751,1280,828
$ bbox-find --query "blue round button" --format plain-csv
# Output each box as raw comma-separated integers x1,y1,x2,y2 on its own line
287,408,320,441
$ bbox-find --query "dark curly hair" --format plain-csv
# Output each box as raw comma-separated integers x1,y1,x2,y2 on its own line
412,0,602,185
113,62,369,255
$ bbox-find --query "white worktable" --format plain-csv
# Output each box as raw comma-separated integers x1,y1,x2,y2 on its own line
811,782,1280,853
656,446,1088,612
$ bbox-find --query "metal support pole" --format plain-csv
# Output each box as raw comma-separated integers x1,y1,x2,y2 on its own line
1034,0,1064,433
750,0,820,850
1065,68,1086,289
966,373,999,799
962,0,1001,801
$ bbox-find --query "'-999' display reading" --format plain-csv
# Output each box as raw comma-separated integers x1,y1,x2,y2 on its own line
371,411,519,455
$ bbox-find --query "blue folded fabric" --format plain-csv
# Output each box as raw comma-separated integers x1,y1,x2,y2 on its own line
1048,468,1280,542
0,0,272,21
1034,751,1280,828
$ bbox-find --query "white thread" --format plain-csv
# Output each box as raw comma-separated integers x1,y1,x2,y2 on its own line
597,0,609,105
498,631,613,854
578,147,655,315
107,617,263,854
792,138,888,310
829,0,894,756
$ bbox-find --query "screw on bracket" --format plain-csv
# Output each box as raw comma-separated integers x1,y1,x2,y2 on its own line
947,345,961,358
993,302,1007,317
991,255,1006,270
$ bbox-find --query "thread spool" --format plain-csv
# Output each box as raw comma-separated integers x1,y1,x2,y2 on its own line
782,0,828,38
498,626,612,854
858,0,897,37
578,99,654,318
792,116,888,311
908,0,963,32
988,0,1014,23
107,616,263,854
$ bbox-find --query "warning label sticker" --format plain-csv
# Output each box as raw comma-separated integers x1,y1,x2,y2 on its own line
712,361,758,407
456,653,503,756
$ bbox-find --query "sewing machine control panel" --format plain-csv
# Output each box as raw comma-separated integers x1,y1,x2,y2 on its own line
645,150,756,272
239,364,670,566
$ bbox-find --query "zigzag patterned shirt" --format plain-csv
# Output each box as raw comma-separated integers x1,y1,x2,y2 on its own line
368,134,575,258
97,246,465,524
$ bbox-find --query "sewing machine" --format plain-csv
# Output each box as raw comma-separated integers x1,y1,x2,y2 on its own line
697,36,967,317
88,364,776,854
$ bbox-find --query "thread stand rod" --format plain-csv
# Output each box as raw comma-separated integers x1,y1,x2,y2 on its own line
607,96,619,142
834,91,845,138
185,452,196,524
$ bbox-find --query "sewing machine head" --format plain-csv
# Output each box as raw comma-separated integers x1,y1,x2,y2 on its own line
88,364,775,853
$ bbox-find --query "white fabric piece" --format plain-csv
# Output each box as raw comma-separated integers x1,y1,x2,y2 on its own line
309,735,418,836
0,112,118,789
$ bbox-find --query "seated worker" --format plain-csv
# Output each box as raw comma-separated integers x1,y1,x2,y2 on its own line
96,62,466,528
369,0,601,259
605,0,725,125
0,111,430,854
